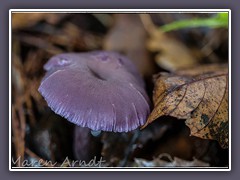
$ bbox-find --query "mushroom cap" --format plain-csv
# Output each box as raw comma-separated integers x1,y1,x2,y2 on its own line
38,51,150,132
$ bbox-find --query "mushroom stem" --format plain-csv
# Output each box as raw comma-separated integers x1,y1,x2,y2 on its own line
91,130,102,137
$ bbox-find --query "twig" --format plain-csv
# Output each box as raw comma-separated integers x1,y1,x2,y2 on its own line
12,105,25,167
119,130,141,167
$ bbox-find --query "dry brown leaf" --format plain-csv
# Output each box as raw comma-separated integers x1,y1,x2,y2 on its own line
12,13,66,30
134,153,209,167
140,14,198,71
147,33,198,71
142,64,229,148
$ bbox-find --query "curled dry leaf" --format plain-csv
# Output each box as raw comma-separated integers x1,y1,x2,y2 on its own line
142,64,229,148
134,153,209,167
147,33,198,71
140,14,198,71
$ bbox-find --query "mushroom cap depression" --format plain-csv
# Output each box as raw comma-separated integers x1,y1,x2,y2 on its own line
38,51,150,132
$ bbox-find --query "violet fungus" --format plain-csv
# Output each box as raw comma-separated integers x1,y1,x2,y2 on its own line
38,51,150,132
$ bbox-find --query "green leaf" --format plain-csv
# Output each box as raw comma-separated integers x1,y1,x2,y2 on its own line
160,13,228,32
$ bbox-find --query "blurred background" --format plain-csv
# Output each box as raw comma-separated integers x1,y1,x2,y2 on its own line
11,12,228,168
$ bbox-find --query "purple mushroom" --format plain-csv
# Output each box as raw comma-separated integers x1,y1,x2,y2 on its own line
38,51,150,132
